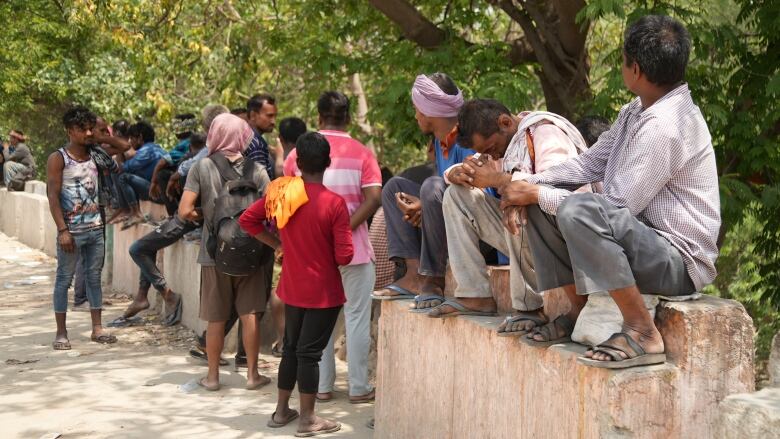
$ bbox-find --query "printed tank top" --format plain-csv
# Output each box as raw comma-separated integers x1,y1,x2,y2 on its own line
58,147,103,233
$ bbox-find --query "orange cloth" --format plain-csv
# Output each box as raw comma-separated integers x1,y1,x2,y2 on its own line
439,125,459,159
264,176,309,229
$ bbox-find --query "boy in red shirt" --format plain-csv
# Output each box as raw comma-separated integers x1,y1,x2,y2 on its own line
239,132,353,437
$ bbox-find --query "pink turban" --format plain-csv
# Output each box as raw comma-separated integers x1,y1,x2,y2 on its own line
206,113,254,161
411,74,464,118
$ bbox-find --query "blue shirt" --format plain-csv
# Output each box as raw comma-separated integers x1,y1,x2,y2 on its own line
177,147,208,177
166,138,190,165
123,142,166,181
433,138,474,177
244,130,274,179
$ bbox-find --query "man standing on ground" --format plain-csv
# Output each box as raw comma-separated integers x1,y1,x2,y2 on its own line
372,73,475,310
245,94,279,179
284,91,382,403
47,106,116,350
3,129,36,191
504,16,720,368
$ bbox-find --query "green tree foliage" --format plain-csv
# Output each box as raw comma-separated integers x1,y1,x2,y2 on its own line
0,1,777,318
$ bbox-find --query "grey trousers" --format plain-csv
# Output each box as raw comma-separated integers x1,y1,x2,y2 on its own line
382,176,447,277
319,263,375,396
3,161,31,189
443,185,542,311
525,193,696,296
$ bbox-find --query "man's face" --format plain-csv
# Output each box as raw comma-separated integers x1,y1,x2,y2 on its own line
68,124,95,146
249,102,278,133
94,120,110,139
8,132,19,146
414,107,434,134
468,115,515,160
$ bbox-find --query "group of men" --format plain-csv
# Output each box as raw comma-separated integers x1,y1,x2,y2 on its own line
40,13,720,436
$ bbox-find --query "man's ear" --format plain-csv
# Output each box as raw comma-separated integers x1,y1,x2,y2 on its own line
498,114,513,131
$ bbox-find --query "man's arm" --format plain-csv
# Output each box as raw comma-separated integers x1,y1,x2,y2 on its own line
148,158,169,198
46,152,75,252
350,186,381,230
8,144,29,162
93,134,130,156
178,165,202,222
333,199,355,265
239,197,282,249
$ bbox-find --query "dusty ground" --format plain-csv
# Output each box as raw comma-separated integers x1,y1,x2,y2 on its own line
0,233,374,439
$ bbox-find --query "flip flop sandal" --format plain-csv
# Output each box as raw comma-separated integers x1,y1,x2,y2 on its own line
427,299,497,319
267,410,300,428
188,347,229,366
271,343,283,358
120,216,145,231
52,340,71,350
497,312,547,337
577,332,667,369
349,390,375,404
409,293,445,313
520,315,574,347
372,284,417,300
246,376,272,390
197,377,220,392
295,422,342,438
315,392,333,402
91,334,118,344
161,293,183,327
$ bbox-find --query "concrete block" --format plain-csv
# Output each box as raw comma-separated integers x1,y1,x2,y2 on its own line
15,192,48,251
0,188,19,238
770,333,780,387
163,239,206,336
139,201,169,222
375,294,754,439
23,180,47,196
716,388,780,439
42,210,57,257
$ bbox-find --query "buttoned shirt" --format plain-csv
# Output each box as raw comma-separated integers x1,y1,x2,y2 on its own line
526,84,721,290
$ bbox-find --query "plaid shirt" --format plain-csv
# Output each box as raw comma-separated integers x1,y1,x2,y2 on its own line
526,84,721,291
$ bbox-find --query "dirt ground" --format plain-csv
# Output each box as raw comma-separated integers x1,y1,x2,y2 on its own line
0,233,374,439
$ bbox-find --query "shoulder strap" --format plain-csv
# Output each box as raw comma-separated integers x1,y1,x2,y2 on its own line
210,153,241,182
525,128,536,174
241,157,256,180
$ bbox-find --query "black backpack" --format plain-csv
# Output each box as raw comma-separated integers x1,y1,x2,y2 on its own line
205,154,272,276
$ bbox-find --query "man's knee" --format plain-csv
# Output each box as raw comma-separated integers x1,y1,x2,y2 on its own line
382,176,406,205
557,193,601,232
420,176,445,205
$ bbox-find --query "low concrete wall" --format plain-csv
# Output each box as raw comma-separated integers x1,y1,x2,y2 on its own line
375,293,754,438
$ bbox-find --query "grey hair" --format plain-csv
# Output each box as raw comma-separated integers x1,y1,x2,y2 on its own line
201,104,229,133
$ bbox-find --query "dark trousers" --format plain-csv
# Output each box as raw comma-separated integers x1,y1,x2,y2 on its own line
382,176,448,277
154,166,179,216
129,215,199,292
278,304,342,393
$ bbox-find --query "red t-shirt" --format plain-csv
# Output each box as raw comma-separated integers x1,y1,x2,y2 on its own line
239,183,354,308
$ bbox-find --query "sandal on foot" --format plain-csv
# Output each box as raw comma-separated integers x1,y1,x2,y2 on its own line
52,340,71,350
349,389,375,404
497,312,547,337
188,347,229,366
246,376,272,390
295,422,342,437
409,293,445,313
267,409,299,428
197,377,220,391
371,284,416,300
577,332,666,369
161,293,183,327
315,392,333,402
271,342,283,358
90,334,117,344
520,315,574,347
427,299,497,319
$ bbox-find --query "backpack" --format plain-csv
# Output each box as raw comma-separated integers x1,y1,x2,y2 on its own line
205,154,272,276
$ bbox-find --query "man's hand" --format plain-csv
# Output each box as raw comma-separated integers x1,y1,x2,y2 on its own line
501,206,526,236
499,180,540,209
461,155,507,189
92,131,111,145
149,182,162,200
58,230,75,253
448,165,474,188
395,192,422,227
166,173,182,199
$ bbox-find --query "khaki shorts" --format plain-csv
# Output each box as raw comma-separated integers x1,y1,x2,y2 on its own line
199,265,269,321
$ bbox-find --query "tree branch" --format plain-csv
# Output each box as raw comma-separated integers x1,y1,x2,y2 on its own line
368,0,446,49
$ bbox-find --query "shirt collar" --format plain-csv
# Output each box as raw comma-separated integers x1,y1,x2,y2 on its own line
628,83,690,116
319,129,352,138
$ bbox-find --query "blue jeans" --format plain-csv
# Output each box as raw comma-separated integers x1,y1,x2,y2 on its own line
53,228,105,313
117,173,151,209
130,215,199,292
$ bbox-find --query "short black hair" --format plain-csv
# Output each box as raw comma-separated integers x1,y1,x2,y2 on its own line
129,121,156,143
456,99,512,148
428,72,459,96
623,15,691,86
296,132,331,174
575,116,611,147
317,91,350,126
231,107,248,115
189,132,207,150
247,94,276,114
175,113,195,120
279,117,307,145
62,106,97,129
112,120,131,137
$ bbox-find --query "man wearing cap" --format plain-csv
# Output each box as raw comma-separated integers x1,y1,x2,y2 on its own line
372,73,476,311
2,130,36,191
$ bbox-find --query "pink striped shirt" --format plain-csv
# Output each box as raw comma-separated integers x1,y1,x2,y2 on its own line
284,130,382,265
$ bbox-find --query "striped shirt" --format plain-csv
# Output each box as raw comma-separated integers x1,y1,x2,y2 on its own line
526,84,721,291
244,130,275,179
284,130,382,265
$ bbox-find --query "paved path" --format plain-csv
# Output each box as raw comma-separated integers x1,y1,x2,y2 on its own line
0,233,374,438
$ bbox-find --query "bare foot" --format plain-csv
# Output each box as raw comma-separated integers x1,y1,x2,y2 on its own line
297,416,341,436
497,309,547,334
122,299,150,318
587,325,664,362
246,373,272,390
348,389,375,404
198,376,220,391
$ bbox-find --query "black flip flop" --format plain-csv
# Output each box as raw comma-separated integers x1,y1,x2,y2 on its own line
497,312,547,337
577,332,667,369
161,293,183,327
520,315,574,347
267,409,300,428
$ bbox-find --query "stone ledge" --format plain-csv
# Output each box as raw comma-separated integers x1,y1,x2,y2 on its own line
375,295,754,439
716,388,780,439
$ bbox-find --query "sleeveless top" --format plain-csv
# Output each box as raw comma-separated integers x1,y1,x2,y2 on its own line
58,147,103,233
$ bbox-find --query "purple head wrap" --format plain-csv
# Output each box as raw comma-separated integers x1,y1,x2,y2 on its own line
411,74,464,118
